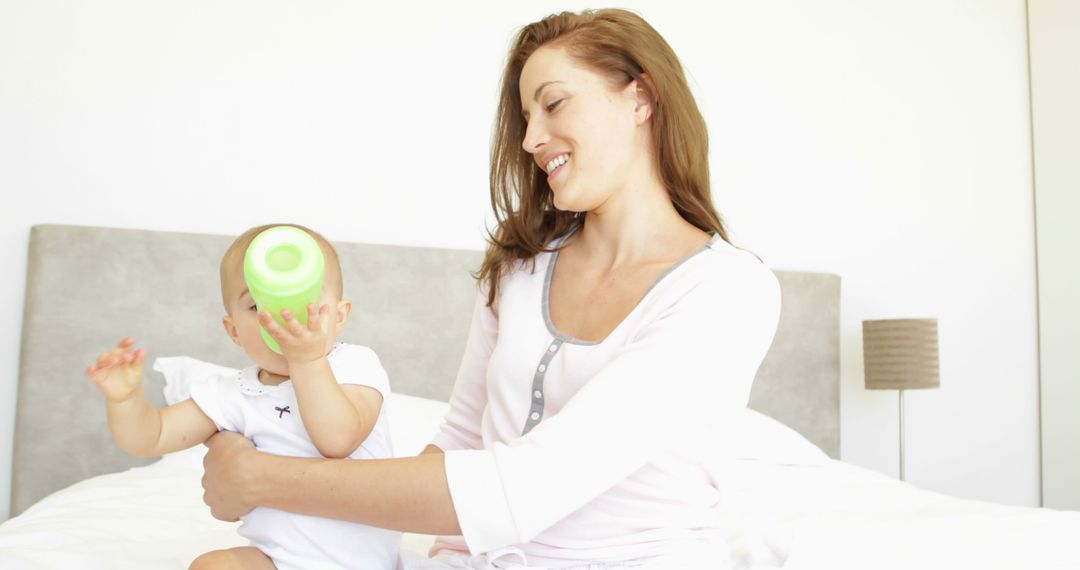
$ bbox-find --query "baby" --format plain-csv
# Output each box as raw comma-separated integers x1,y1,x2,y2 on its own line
85,224,400,570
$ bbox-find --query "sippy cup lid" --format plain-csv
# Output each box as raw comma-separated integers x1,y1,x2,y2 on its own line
243,226,325,297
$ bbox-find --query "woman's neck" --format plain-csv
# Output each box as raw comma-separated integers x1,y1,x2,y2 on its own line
574,172,707,268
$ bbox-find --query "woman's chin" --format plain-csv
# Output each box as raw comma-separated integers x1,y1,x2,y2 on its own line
551,187,582,213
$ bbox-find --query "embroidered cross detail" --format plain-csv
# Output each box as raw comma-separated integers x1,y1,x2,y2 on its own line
275,405,291,418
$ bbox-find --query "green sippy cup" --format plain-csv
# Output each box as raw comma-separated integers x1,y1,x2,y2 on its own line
243,226,325,355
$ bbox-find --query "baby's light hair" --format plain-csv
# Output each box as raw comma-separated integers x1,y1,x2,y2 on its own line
220,223,344,311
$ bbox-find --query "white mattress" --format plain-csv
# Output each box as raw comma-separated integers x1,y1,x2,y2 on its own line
718,459,1080,569
2,394,1077,569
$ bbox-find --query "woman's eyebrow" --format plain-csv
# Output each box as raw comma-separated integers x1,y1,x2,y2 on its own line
533,80,564,101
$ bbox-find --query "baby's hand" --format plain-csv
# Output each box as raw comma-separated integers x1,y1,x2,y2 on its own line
259,303,331,365
85,337,146,403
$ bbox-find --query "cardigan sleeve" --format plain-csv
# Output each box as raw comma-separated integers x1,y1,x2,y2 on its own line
430,291,498,452
443,258,781,554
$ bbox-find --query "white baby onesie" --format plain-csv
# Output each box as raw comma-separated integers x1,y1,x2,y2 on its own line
189,342,401,570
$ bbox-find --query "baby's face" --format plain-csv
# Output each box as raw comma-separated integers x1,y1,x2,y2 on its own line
221,267,346,377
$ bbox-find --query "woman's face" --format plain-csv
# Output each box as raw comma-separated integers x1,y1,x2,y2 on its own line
519,46,651,213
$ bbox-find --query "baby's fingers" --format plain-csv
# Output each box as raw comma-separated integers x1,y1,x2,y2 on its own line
85,363,105,382
85,361,117,385
307,304,330,332
95,338,137,367
127,348,146,365
259,310,287,339
280,309,305,336
87,347,143,379
94,352,121,370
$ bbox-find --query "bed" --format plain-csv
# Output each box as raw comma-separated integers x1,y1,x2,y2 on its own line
3,224,1077,569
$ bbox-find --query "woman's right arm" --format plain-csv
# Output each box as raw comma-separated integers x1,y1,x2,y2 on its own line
201,290,498,526
201,431,462,534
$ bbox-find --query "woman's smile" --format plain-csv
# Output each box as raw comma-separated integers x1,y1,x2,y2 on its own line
547,154,570,182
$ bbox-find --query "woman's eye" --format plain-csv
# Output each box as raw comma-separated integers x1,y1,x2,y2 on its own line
546,99,562,113
249,304,258,312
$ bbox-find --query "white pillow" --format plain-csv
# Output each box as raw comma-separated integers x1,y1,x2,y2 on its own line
731,408,829,466
386,393,450,457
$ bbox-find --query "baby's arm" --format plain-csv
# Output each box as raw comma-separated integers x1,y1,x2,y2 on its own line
289,358,382,459
259,305,380,459
86,337,218,457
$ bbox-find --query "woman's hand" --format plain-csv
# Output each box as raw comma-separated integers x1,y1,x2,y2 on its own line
202,431,259,522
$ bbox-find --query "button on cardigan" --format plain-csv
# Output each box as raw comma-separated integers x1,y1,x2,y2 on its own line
430,232,781,566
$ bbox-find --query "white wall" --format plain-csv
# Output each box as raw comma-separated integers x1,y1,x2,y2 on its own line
1030,0,1080,510
0,0,1038,519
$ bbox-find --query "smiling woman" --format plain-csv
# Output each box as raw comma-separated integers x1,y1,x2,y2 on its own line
481,9,724,309
199,8,782,569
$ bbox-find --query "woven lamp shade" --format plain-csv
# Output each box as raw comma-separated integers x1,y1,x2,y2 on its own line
863,318,940,390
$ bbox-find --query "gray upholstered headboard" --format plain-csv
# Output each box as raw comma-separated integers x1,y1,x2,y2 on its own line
12,224,839,516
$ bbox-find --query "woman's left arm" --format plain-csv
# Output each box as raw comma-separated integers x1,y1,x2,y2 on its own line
201,431,462,534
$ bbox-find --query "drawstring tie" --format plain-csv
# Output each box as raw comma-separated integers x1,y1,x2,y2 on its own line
465,547,546,570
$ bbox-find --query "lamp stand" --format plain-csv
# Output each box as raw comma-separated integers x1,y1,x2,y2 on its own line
899,389,906,481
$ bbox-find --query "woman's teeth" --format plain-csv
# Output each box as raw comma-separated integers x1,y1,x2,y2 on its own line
546,154,569,174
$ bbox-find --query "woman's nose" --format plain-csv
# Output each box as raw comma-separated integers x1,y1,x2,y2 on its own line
521,118,549,154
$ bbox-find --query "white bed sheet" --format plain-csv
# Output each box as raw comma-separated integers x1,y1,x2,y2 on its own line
719,460,1080,569
0,392,447,569
0,446,245,569
2,393,1077,570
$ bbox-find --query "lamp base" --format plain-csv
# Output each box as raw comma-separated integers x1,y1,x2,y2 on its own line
899,389,905,481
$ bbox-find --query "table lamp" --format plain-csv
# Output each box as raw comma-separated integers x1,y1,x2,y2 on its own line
862,318,940,481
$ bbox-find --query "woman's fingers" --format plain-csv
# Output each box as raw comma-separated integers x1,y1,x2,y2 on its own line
202,431,257,522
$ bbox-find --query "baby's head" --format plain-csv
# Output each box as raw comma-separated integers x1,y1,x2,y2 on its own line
219,224,350,376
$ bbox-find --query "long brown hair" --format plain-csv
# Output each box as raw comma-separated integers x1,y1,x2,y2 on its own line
478,9,728,307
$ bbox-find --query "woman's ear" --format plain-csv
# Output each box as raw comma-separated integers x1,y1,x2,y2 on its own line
631,72,657,125
222,315,241,346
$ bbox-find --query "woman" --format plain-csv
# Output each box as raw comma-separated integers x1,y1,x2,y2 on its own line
201,9,780,569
